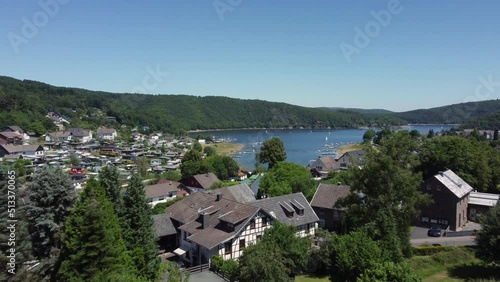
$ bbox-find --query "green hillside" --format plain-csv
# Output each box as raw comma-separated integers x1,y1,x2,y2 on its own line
0,76,405,134
395,100,500,125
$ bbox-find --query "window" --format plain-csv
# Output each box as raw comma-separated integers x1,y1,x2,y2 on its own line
250,219,255,229
436,185,441,191
262,217,267,227
421,217,429,223
239,239,245,250
256,235,262,241
158,196,164,201
306,223,311,233
224,241,232,254
426,184,431,191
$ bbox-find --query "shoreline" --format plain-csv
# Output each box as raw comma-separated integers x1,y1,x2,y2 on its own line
186,124,457,134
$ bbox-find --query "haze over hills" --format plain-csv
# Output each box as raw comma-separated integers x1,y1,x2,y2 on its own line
0,76,499,133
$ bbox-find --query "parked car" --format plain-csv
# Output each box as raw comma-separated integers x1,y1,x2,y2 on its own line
427,225,442,237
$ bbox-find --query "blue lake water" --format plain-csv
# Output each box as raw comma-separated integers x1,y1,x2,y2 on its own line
190,125,451,170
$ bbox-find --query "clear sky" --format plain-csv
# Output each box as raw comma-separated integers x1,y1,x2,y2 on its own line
1,0,500,112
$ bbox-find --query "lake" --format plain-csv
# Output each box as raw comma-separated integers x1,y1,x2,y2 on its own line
189,125,451,170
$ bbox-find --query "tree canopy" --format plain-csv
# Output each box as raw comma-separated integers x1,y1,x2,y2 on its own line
260,161,316,199
475,202,500,263
57,179,136,281
256,137,286,169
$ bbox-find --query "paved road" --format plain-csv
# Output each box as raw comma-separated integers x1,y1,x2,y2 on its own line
411,236,476,246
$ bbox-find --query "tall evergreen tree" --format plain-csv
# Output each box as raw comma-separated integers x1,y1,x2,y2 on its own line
0,167,35,282
57,178,136,281
98,165,122,213
120,174,160,281
26,167,77,280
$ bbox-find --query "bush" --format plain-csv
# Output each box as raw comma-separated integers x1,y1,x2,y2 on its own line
221,259,240,282
413,246,451,256
211,255,223,270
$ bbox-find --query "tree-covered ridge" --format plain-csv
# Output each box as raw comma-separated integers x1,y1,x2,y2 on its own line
461,111,500,130
0,76,405,133
394,100,500,125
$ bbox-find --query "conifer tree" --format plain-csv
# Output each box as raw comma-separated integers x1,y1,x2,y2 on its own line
57,178,136,281
121,174,160,281
26,167,77,279
98,165,122,213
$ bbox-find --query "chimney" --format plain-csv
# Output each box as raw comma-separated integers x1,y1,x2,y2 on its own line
216,193,222,201
198,211,210,229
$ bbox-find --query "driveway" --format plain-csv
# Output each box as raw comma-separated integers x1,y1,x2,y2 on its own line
410,226,476,246
189,271,226,282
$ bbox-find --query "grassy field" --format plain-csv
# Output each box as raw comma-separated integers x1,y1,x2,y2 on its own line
408,247,500,282
335,143,365,155
295,274,329,282
203,142,244,156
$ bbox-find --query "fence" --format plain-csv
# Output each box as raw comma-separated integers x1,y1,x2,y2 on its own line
182,263,210,274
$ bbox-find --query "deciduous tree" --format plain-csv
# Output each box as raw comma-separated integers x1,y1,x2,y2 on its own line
260,162,315,199
256,137,286,169
475,202,500,263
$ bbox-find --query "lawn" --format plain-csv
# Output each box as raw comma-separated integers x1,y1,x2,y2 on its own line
408,246,500,282
295,274,329,282
335,143,365,155
203,142,244,156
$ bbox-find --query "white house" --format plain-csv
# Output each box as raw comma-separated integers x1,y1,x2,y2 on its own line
96,127,117,140
0,144,44,159
164,192,318,266
145,180,183,206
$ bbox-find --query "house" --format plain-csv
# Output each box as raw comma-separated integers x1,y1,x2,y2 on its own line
4,126,29,141
309,156,340,178
131,132,145,142
0,144,44,159
419,169,473,231
96,127,117,140
468,192,499,222
145,180,183,206
164,191,318,266
165,192,266,265
184,173,220,191
152,214,177,253
310,183,350,232
236,170,247,181
251,193,319,238
45,131,72,142
208,184,256,204
0,131,23,145
336,150,366,169
67,128,93,143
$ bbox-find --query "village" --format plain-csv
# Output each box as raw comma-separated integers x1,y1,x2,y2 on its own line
1,114,499,282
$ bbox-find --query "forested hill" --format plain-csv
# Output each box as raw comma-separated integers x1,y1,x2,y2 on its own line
319,107,394,115
0,76,405,134
395,100,500,126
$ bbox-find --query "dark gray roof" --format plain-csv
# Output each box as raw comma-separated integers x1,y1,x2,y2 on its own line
251,192,319,227
208,184,256,203
152,214,177,237
166,192,259,249
192,173,220,189
250,174,263,195
144,181,182,199
310,183,350,209
0,144,43,154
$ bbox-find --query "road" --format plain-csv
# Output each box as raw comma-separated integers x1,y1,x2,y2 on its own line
411,236,476,246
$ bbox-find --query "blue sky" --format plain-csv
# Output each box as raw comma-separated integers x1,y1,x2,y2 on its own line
1,0,500,112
